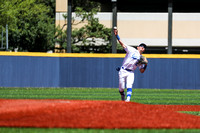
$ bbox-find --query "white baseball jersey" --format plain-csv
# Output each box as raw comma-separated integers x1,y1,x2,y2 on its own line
121,45,143,71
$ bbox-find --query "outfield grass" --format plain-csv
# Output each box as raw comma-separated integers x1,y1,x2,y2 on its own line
1,127,200,133
0,87,199,105
0,87,200,133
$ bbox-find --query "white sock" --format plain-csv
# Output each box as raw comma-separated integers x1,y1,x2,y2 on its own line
126,96,131,101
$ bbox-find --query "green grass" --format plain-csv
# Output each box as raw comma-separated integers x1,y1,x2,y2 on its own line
0,87,200,133
180,111,200,116
1,128,200,133
0,87,199,105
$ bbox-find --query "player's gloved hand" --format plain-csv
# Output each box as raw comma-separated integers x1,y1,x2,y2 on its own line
138,55,148,64
116,67,121,71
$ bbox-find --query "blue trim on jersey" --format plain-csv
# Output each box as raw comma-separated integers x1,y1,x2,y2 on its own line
131,53,140,60
132,57,138,60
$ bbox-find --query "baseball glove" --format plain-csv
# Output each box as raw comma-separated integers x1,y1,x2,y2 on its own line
138,55,148,64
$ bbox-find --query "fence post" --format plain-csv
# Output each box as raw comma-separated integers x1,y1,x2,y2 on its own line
1,26,3,49
6,24,8,51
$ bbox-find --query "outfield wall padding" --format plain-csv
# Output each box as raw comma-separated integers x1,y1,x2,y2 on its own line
0,53,200,89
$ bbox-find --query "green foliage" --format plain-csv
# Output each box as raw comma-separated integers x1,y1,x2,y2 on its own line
72,1,112,53
0,0,55,52
36,0,55,18
0,0,122,52
56,0,112,53
72,0,101,12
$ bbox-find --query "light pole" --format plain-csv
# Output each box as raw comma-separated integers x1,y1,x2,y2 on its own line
168,0,173,54
111,0,117,53
67,0,72,53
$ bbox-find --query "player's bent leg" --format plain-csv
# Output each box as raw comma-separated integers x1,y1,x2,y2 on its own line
119,75,126,101
119,89,125,101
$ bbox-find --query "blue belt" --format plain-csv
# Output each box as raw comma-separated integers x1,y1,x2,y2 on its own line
122,67,132,72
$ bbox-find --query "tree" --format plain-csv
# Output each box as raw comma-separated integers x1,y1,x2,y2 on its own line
36,0,55,19
55,0,112,53
0,0,55,52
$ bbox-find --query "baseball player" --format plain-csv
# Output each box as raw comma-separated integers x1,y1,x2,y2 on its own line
114,27,148,102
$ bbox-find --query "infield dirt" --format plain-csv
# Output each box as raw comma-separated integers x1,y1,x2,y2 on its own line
0,99,200,129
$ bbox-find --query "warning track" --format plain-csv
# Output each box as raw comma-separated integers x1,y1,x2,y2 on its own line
0,99,200,129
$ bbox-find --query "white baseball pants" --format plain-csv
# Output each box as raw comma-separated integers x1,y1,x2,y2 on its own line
118,68,135,92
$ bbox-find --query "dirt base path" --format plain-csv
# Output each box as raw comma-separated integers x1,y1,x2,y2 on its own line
0,99,200,129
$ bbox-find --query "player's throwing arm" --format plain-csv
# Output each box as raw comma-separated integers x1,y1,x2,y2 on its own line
113,27,126,49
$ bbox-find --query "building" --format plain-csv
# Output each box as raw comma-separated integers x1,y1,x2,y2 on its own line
56,0,200,54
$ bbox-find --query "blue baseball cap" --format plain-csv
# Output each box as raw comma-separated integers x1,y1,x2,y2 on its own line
138,43,147,49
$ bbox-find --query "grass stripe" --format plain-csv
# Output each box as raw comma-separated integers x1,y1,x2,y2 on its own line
0,128,200,133
0,88,199,105
180,111,200,116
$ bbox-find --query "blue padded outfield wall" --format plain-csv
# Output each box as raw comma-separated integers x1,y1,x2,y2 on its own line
0,52,200,89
